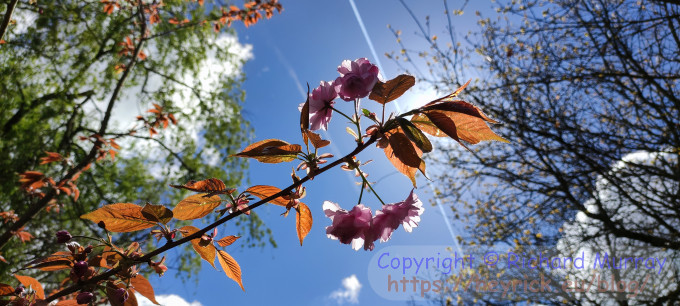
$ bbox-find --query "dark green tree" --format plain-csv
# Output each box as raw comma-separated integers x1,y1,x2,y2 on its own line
0,0,281,284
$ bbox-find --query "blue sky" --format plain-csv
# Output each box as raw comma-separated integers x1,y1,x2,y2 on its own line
148,1,494,305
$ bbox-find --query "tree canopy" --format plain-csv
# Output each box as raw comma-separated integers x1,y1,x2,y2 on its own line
0,0,281,284
393,0,679,303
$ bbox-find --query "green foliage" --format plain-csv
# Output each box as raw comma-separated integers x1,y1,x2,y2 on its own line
0,0,275,283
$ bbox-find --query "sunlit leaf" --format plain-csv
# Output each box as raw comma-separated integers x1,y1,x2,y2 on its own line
15,274,44,299
295,203,312,246
245,185,288,206
217,250,244,291
384,141,418,187
141,204,173,224
387,132,422,168
216,235,240,247
233,139,302,163
0,283,14,296
369,74,416,104
172,194,222,220
397,118,433,153
304,130,330,149
169,178,232,194
423,99,498,124
23,251,73,271
81,203,155,232
55,300,79,305
131,274,159,305
300,87,310,146
179,226,217,269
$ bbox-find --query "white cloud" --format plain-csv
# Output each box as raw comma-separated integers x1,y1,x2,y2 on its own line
329,274,362,304
136,293,202,306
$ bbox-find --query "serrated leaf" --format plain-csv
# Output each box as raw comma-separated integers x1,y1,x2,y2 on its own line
245,185,288,206
296,203,312,246
387,132,422,168
217,250,244,291
233,139,302,163
216,235,240,247
141,204,173,224
424,111,507,145
81,203,155,232
411,113,446,137
304,130,330,149
172,194,222,220
423,99,498,123
23,251,73,271
384,143,418,187
369,74,416,104
15,274,44,299
131,274,159,305
179,226,217,269
169,178,232,194
397,118,433,153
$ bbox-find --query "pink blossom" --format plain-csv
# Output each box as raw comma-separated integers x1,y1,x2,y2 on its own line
306,80,338,131
323,201,372,250
335,58,380,101
368,190,424,246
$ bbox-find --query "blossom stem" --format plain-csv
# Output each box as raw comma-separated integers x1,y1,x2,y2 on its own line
357,167,385,205
331,106,362,143
357,181,365,204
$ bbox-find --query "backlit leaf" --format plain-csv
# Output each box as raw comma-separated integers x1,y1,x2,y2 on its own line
387,132,422,168
170,178,231,193
179,226,217,269
0,283,14,296
81,203,155,232
424,110,507,145
245,185,288,206
304,130,330,149
369,74,416,104
216,235,240,247
296,203,312,246
172,194,222,220
15,274,44,299
55,300,79,305
397,118,433,153
411,113,446,137
131,274,159,305
423,100,498,123
384,142,418,187
141,204,173,224
300,87,310,145
24,251,73,271
233,139,302,163
217,250,244,291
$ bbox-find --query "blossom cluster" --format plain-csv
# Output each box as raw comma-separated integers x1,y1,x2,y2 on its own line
306,58,380,131
324,190,424,251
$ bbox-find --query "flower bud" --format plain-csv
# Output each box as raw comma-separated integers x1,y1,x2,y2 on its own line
113,288,129,304
14,285,25,296
97,221,106,229
56,230,72,243
84,245,93,253
76,291,95,305
73,261,89,277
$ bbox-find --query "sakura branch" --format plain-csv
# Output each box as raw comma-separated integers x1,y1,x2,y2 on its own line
1,58,506,305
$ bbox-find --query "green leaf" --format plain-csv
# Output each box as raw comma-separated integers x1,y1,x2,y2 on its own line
397,117,433,153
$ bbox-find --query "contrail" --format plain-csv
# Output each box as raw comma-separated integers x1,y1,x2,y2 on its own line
348,0,462,254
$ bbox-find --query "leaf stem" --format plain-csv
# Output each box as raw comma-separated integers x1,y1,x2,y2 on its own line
357,167,385,205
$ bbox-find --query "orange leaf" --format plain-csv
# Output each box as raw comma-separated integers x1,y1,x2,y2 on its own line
24,251,73,271
80,203,156,232
369,74,415,104
217,250,244,291
387,132,422,168
172,194,222,220
245,185,288,206
55,300,80,305
295,203,312,246
179,226,217,269
232,139,302,163
131,274,159,305
0,283,14,296
423,100,498,124
304,130,330,149
141,204,173,224
425,110,507,145
40,151,64,165
300,90,310,145
411,113,446,137
170,178,232,195
384,140,420,187
422,111,468,151
15,274,44,299
216,235,240,247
